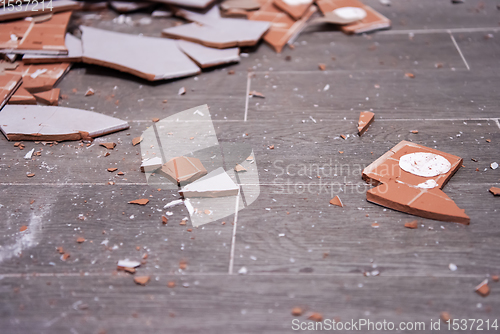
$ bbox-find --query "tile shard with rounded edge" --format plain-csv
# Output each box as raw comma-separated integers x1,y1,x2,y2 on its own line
80,26,201,81
357,111,374,136
176,40,240,69
362,140,469,224
0,105,130,141
162,6,271,49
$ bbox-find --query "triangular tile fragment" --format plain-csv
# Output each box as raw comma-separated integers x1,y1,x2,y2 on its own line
140,157,163,173
8,86,36,105
5,62,71,93
0,105,130,141
81,26,200,81
159,156,208,186
0,72,22,110
176,40,240,68
357,111,374,136
329,195,343,207
23,33,83,64
273,0,313,20
180,167,239,198
33,88,60,106
362,141,469,224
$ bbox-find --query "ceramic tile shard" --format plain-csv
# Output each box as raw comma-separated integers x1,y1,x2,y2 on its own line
140,157,162,173
316,0,391,34
273,0,313,20
162,7,270,49
0,11,72,55
0,105,130,141
133,276,150,286
357,111,374,136
475,279,490,297
0,1,80,22
33,88,60,106
404,220,418,229
329,195,343,207
176,40,240,69
150,0,215,9
0,72,22,110
109,1,154,13
312,6,367,25
128,198,149,205
180,167,239,198
489,187,500,196
4,62,71,93
220,0,262,11
117,259,141,268
362,141,469,224
234,163,247,172
8,86,37,105
22,33,83,64
80,26,200,81
159,156,207,186
248,0,316,53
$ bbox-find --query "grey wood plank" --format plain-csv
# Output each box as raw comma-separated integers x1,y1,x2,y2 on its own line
0,274,498,334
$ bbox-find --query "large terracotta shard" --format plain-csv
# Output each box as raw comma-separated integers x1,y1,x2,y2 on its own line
0,105,129,141
0,11,72,55
23,34,83,64
33,88,60,106
4,62,72,93
162,7,271,49
8,86,37,105
357,111,374,136
362,141,469,224
80,26,200,81
180,167,239,198
273,0,313,20
316,0,391,34
176,40,240,68
0,72,22,110
0,1,80,22
248,0,316,53
159,156,207,186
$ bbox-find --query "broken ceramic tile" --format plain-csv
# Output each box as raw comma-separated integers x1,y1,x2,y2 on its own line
5,62,71,93
220,0,262,11
404,220,418,229
80,26,201,81
357,111,374,136
248,0,316,53
140,157,163,173
150,0,215,8
100,142,116,149
22,33,83,64
109,1,154,13
176,40,240,69
273,0,313,20
33,88,60,106
180,167,239,198
234,163,247,172
133,276,150,285
0,72,22,110
489,187,500,196
117,259,141,268
329,195,343,207
475,279,490,297
8,86,37,105
128,198,149,205
312,6,367,25
159,156,208,186
362,141,469,224
0,1,80,22
316,0,391,34
0,11,72,55
0,105,130,141
162,7,271,49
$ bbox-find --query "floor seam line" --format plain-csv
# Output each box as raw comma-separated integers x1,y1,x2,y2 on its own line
244,73,251,122
228,188,241,275
448,30,470,71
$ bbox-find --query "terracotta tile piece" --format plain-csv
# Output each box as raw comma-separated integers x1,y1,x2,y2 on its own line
0,72,23,109
273,0,313,20
33,88,60,106
159,156,207,186
357,111,374,136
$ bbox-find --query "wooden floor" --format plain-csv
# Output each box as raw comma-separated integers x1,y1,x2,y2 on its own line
1,1,500,333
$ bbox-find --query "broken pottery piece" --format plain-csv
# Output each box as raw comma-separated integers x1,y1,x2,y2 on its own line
475,279,490,297
248,0,316,53
0,1,80,22
357,111,374,136
0,72,22,110
7,86,37,105
159,156,208,186
362,141,469,224
316,0,391,34
234,163,247,172
162,7,271,49
273,0,313,20
0,105,130,141
140,157,163,173
329,195,343,207
176,40,240,69
133,276,150,286
117,259,141,268
0,11,72,55
404,220,418,229
489,187,500,196
220,0,262,11
180,167,240,198
5,62,71,93
33,88,60,106
128,199,149,205
132,136,143,146
22,34,83,64
80,26,200,81
100,142,116,149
